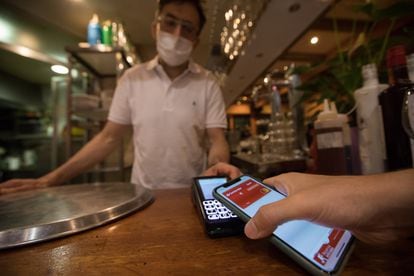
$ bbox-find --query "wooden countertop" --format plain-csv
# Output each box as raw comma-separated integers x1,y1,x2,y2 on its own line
1,188,413,275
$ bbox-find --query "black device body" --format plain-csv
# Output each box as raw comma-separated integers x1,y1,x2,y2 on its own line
192,176,244,238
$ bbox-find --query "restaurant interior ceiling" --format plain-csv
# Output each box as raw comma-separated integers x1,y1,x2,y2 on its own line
0,0,405,106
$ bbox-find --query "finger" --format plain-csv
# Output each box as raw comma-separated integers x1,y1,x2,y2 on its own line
263,173,334,196
0,180,39,195
245,194,310,239
202,163,242,179
0,185,31,195
227,168,242,179
0,179,25,188
201,168,216,177
263,176,289,196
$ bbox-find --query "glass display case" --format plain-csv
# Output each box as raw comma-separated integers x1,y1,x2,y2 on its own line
61,44,137,183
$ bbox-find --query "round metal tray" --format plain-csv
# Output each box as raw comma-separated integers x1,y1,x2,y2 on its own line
0,182,153,249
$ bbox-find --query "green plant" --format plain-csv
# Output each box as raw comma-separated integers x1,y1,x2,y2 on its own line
294,1,414,120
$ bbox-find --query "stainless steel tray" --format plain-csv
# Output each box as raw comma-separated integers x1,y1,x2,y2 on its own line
0,182,153,249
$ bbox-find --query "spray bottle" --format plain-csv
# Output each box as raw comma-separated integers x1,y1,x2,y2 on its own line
354,64,388,174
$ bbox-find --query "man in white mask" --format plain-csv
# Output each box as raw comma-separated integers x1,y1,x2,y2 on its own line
0,0,232,193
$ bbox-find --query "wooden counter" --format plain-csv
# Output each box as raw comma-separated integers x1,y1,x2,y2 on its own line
1,188,413,275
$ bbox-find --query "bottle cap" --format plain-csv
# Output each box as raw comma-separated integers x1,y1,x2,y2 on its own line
387,45,407,68
362,63,379,86
317,99,337,121
90,14,100,24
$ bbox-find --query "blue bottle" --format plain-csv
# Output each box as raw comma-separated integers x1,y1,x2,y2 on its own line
87,14,101,45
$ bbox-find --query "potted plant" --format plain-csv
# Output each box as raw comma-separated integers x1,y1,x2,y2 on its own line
295,1,414,121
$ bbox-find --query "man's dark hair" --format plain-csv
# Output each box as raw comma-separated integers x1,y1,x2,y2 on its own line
157,0,206,34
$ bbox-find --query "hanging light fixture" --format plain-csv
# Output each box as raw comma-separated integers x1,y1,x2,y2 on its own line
220,0,268,61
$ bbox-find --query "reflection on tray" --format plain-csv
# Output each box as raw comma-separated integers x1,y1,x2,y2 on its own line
0,182,153,249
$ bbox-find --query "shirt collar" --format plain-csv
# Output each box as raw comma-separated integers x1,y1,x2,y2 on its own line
145,56,201,75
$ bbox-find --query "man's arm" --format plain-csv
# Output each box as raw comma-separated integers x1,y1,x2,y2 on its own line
0,121,129,194
206,127,230,167
43,121,130,184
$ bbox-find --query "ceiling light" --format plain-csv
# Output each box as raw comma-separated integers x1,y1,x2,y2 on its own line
51,64,69,74
310,36,319,45
0,19,13,41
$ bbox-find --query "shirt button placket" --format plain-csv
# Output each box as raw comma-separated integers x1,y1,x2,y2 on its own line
164,84,174,111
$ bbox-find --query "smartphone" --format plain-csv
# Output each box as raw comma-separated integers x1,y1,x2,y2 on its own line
192,176,244,238
213,175,355,275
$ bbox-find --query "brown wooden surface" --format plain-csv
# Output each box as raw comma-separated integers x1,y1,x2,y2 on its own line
1,188,413,275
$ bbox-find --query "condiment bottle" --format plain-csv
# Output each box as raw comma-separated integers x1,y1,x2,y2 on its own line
314,99,350,175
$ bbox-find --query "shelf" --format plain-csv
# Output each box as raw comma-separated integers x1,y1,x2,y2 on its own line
65,45,133,78
72,108,109,122
0,133,52,141
65,44,131,183
0,167,37,173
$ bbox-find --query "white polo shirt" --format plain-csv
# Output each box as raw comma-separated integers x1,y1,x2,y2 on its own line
108,57,227,189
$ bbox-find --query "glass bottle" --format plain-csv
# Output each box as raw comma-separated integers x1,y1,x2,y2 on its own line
378,45,413,170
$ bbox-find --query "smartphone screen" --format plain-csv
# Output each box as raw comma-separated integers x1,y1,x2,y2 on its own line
197,177,228,200
214,175,354,274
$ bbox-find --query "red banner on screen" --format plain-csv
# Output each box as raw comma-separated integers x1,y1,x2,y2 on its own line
224,179,270,208
313,229,345,265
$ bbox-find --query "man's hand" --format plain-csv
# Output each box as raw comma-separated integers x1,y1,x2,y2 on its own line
0,121,128,196
202,162,242,180
0,178,50,195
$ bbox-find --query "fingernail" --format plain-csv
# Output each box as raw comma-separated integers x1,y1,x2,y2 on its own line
245,220,259,239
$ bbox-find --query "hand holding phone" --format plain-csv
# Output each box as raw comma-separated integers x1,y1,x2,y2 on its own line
213,175,354,275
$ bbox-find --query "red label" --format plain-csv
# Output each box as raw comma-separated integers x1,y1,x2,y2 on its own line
224,179,270,209
313,229,345,265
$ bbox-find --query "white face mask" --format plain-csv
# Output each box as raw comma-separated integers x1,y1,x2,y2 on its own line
156,30,193,66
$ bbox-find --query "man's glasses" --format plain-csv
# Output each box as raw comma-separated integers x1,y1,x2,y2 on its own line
157,14,198,40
